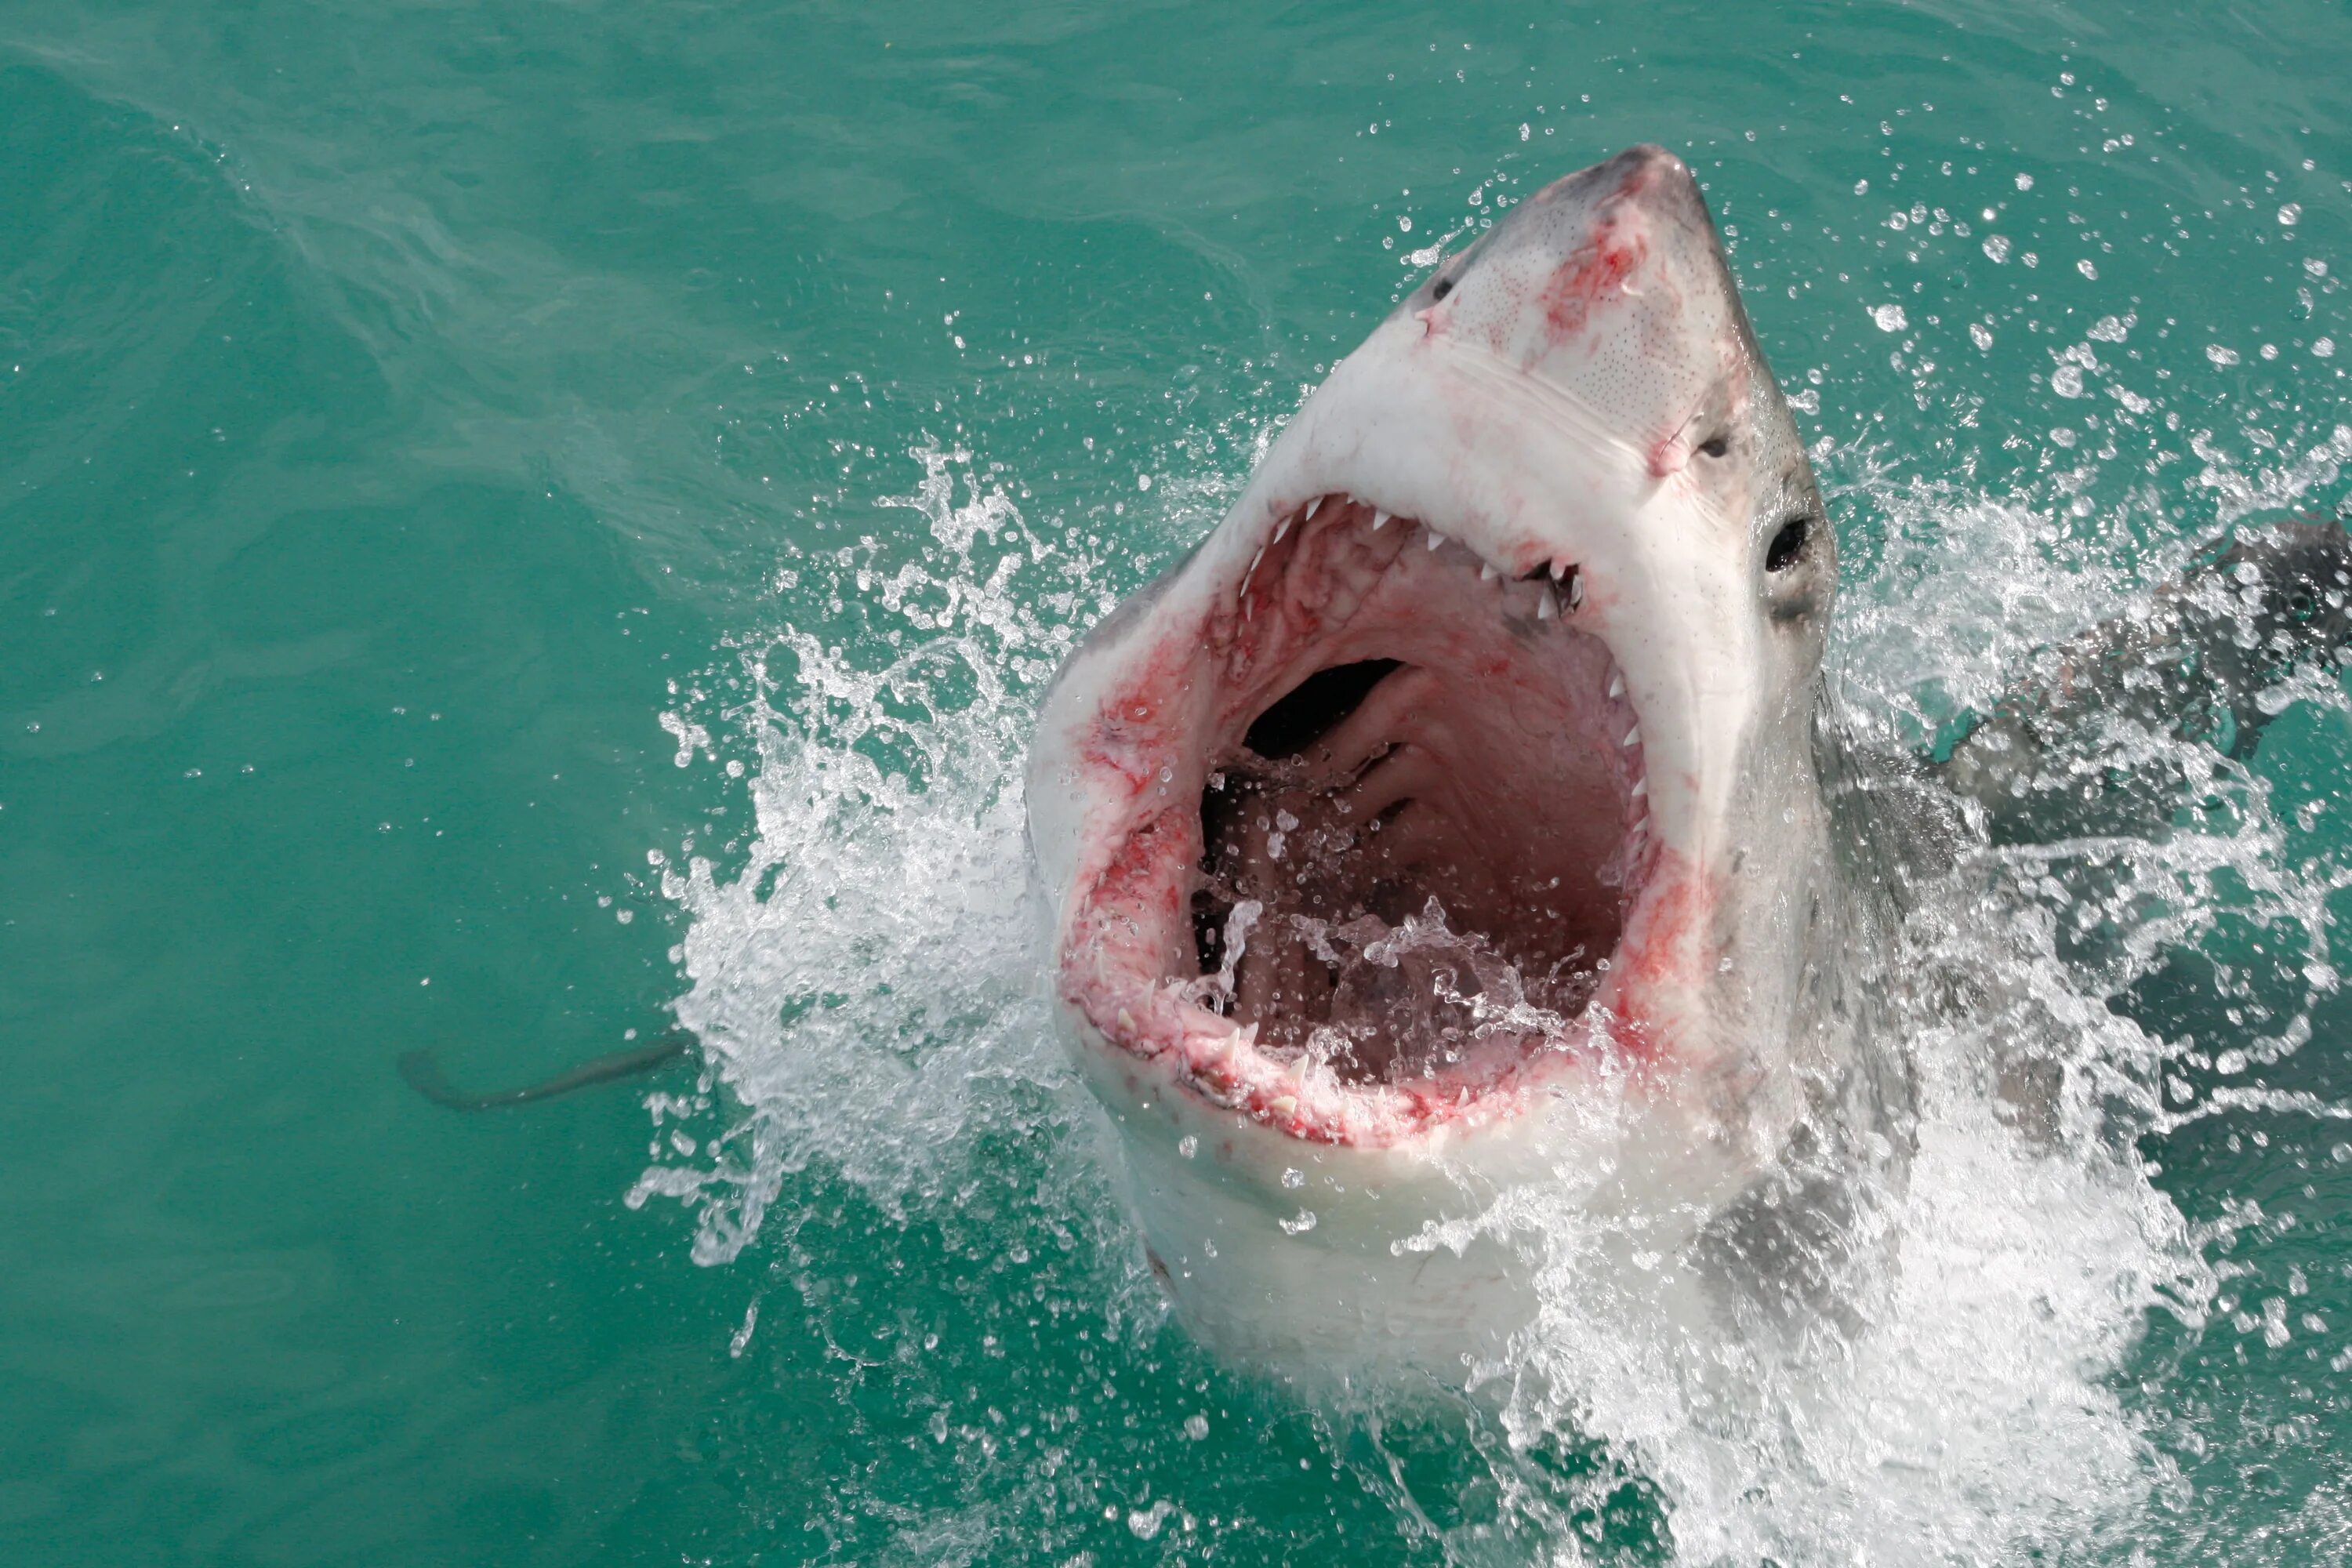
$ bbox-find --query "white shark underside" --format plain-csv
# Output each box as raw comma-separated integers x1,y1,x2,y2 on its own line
1024,147,1906,1374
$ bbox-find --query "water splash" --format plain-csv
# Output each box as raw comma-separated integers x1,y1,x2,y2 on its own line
635,422,2352,1560
627,444,1112,1262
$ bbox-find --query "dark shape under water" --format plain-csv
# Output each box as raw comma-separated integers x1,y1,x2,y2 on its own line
398,1033,695,1110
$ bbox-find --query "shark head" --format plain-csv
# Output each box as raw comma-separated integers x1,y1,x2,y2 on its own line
1027,147,1849,1367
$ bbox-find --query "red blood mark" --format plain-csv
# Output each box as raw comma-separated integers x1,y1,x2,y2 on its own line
1610,858,1714,1062
1537,231,1645,346
1645,431,1682,480
1626,873,1704,981
1085,809,1190,928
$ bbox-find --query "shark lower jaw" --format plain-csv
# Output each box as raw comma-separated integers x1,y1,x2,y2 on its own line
1059,492,1697,1152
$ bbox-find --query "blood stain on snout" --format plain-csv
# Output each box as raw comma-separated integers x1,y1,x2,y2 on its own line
1538,229,1646,347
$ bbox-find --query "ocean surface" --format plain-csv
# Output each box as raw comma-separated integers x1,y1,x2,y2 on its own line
4,2,2350,1563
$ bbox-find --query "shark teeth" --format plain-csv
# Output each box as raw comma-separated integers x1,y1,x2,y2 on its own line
1623,723,1642,748
1479,561,1498,582
1425,529,1446,551
1371,508,1390,531
1305,495,1324,521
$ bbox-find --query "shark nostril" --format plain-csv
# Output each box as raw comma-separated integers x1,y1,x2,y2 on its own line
1431,275,1456,303
1697,434,1730,459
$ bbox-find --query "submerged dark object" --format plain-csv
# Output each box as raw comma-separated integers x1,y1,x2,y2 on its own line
1940,511,2352,841
398,1032,695,1110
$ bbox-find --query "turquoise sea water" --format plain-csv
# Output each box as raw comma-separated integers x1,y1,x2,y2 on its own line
5,2,2352,1562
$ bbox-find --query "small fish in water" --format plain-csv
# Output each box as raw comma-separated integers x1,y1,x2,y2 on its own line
1022,145,2352,1376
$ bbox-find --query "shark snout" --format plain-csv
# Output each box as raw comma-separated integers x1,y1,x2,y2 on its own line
1533,144,1710,263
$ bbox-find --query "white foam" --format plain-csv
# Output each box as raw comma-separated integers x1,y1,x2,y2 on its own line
630,445,1112,1262
638,430,2352,1558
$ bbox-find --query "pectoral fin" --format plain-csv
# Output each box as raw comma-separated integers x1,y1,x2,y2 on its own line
1935,514,2352,841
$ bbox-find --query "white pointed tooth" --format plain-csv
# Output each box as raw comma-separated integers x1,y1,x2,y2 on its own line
1425,529,1445,551
1567,575,1586,609
1305,495,1325,521
1536,588,1556,621
1273,519,1290,543
1371,509,1391,531
1549,561,1566,580
1608,672,1624,699
1479,561,1499,582
1629,777,1647,799
1623,724,1642,748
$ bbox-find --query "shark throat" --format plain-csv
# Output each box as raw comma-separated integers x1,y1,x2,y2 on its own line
1065,492,1657,1144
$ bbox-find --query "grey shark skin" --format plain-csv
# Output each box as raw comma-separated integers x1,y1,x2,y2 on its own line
1025,146,2352,1376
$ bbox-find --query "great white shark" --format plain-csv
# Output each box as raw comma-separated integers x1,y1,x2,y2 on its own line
1022,145,2352,1374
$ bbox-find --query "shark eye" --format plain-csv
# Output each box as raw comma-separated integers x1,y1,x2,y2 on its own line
1431,275,1456,302
1697,434,1730,459
1766,515,1811,572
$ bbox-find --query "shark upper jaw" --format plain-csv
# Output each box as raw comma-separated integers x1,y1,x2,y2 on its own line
1040,397,1755,1155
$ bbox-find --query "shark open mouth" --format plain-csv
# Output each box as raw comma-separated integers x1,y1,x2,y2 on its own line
1064,493,1657,1145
